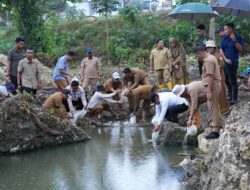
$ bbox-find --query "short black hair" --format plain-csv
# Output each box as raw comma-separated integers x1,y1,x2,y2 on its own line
123,68,131,74
156,39,163,44
193,46,206,53
197,24,206,30
15,37,24,43
26,47,33,51
71,80,79,87
149,92,159,102
225,23,235,30
96,84,104,92
67,51,76,56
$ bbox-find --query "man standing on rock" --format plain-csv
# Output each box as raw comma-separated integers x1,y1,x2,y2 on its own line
52,51,76,90
122,68,150,91
149,92,188,132
6,37,26,89
220,23,244,105
80,48,102,97
17,48,42,97
150,39,171,89
193,47,223,139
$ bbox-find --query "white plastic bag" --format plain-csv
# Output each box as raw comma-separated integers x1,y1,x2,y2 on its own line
186,125,198,136
152,131,159,141
70,109,87,125
130,114,136,125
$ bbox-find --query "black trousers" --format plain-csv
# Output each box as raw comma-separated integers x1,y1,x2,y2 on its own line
224,64,238,100
165,103,188,123
63,98,84,112
198,60,204,77
10,75,18,89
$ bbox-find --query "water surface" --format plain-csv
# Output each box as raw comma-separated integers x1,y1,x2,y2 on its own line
0,125,192,190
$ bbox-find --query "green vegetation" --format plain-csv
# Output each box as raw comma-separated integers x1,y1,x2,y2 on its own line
0,5,249,67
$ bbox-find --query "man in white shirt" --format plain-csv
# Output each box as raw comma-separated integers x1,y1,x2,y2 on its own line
88,84,122,117
150,92,189,132
65,77,87,113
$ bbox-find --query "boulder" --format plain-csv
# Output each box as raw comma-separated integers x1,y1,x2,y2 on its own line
156,121,198,146
183,101,250,190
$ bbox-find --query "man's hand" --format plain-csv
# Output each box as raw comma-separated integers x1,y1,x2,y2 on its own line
225,59,232,64
187,119,193,127
207,90,212,101
174,65,179,70
154,124,161,132
37,82,43,89
116,100,123,105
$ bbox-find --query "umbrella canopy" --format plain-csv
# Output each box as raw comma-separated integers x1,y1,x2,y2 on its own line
212,0,250,18
168,3,218,20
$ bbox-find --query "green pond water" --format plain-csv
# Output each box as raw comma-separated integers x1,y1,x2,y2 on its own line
0,124,193,190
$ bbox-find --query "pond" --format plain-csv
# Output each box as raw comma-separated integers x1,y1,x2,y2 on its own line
0,124,193,190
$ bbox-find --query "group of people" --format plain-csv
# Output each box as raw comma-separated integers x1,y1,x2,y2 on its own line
0,22,246,140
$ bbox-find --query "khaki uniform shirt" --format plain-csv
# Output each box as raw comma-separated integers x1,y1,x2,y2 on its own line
43,92,65,109
150,47,169,70
202,54,221,85
123,68,147,88
186,81,207,110
80,56,101,79
7,47,26,76
18,58,41,89
104,78,122,92
132,85,152,111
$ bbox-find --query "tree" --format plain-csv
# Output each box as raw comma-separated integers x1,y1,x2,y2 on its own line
174,0,208,6
0,0,83,53
91,0,120,63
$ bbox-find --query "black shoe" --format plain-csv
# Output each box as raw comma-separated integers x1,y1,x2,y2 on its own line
227,95,232,101
229,99,238,105
205,132,220,140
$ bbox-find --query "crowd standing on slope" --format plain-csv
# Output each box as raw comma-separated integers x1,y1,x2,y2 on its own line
1,22,248,140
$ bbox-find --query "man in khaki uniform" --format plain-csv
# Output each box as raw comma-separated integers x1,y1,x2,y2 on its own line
80,48,101,96
123,85,152,122
150,39,171,89
122,68,150,91
194,47,223,139
172,81,207,128
43,89,71,118
17,48,42,96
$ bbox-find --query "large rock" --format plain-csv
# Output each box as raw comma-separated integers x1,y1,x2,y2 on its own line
156,121,198,146
0,95,90,155
183,101,250,190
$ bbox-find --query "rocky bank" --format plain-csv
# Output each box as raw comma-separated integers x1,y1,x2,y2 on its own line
0,94,90,155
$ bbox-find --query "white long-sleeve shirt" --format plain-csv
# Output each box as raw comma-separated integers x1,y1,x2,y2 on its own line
153,92,188,125
66,86,87,112
88,92,117,109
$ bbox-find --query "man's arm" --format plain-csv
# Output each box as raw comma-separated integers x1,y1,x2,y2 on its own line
36,62,42,87
150,51,154,71
207,74,213,101
67,95,75,112
234,40,243,52
80,88,88,108
80,60,85,81
96,58,102,76
17,61,23,89
129,74,140,90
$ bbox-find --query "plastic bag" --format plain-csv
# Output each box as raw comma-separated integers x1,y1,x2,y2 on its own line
130,114,136,125
70,109,87,125
186,125,197,136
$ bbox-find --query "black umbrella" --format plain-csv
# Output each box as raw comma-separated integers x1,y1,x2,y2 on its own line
212,0,250,18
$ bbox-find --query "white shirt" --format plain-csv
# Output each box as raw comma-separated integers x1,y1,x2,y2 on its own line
154,92,188,125
88,92,117,109
66,86,87,112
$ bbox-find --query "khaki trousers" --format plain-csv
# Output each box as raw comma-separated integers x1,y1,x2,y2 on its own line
55,80,68,90
83,78,98,95
207,83,223,132
155,69,170,84
88,103,110,115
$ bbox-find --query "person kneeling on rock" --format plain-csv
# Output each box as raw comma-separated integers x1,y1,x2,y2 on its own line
87,84,122,118
149,92,188,132
42,89,72,118
0,82,15,98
